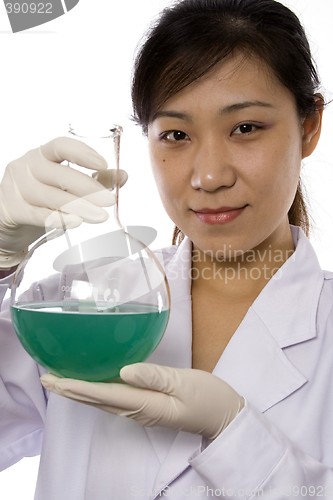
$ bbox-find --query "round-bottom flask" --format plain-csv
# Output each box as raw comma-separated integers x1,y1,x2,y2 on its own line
10,125,170,381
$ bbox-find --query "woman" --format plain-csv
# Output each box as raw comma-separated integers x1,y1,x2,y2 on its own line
0,0,332,498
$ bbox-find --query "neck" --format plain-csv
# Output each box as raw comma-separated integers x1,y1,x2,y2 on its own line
191,226,295,300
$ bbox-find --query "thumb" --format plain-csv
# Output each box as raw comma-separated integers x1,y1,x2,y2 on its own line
120,363,177,394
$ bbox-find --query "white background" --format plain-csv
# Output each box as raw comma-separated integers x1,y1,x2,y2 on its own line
0,0,332,498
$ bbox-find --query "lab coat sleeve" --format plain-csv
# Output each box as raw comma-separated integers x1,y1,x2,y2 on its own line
189,401,333,499
0,274,60,471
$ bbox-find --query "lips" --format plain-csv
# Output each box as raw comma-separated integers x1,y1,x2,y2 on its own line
193,206,247,225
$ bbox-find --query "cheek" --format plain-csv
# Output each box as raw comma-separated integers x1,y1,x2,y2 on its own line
255,143,302,212
149,145,184,192
259,136,301,184
149,147,164,183
275,140,302,192
149,155,176,204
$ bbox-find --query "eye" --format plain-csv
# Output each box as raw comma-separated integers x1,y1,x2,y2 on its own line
232,123,261,135
160,130,190,142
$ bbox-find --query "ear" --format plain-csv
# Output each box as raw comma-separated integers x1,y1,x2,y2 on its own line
301,95,324,159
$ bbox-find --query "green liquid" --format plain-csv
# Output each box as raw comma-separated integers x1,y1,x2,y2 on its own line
11,302,169,381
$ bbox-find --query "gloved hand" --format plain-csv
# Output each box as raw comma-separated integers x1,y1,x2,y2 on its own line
0,137,127,268
41,363,244,439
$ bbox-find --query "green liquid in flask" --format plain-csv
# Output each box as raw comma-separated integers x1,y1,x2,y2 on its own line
11,302,169,381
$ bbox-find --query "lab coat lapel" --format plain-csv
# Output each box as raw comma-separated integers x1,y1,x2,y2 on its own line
213,307,308,412
214,227,323,412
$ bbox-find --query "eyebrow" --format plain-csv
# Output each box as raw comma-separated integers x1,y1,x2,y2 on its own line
152,110,192,122
219,100,275,114
152,101,274,122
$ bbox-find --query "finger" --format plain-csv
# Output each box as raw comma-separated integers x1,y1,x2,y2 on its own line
21,183,111,223
41,374,152,411
40,137,108,171
40,374,99,403
40,373,63,387
120,363,178,394
40,375,100,405
30,160,117,201
13,208,82,231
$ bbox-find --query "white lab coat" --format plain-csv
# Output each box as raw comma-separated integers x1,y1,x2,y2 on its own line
0,226,333,499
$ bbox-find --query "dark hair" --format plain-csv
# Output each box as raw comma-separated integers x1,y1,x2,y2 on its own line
131,0,322,243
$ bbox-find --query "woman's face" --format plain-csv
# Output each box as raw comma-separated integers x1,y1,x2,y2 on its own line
148,54,319,257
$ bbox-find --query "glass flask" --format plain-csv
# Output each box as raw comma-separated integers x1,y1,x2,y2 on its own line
10,125,170,381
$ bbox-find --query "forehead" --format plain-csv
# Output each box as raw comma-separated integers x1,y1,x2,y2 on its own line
160,52,293,110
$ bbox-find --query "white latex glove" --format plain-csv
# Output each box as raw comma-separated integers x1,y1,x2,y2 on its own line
41,363,244,439
0,137,127,268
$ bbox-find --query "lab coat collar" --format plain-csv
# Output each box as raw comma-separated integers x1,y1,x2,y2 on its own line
251,226,323,348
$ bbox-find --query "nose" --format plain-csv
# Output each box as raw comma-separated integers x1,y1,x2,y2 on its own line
191,137,237,192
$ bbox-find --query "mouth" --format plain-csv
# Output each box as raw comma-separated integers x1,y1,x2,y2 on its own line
192,205,248,225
